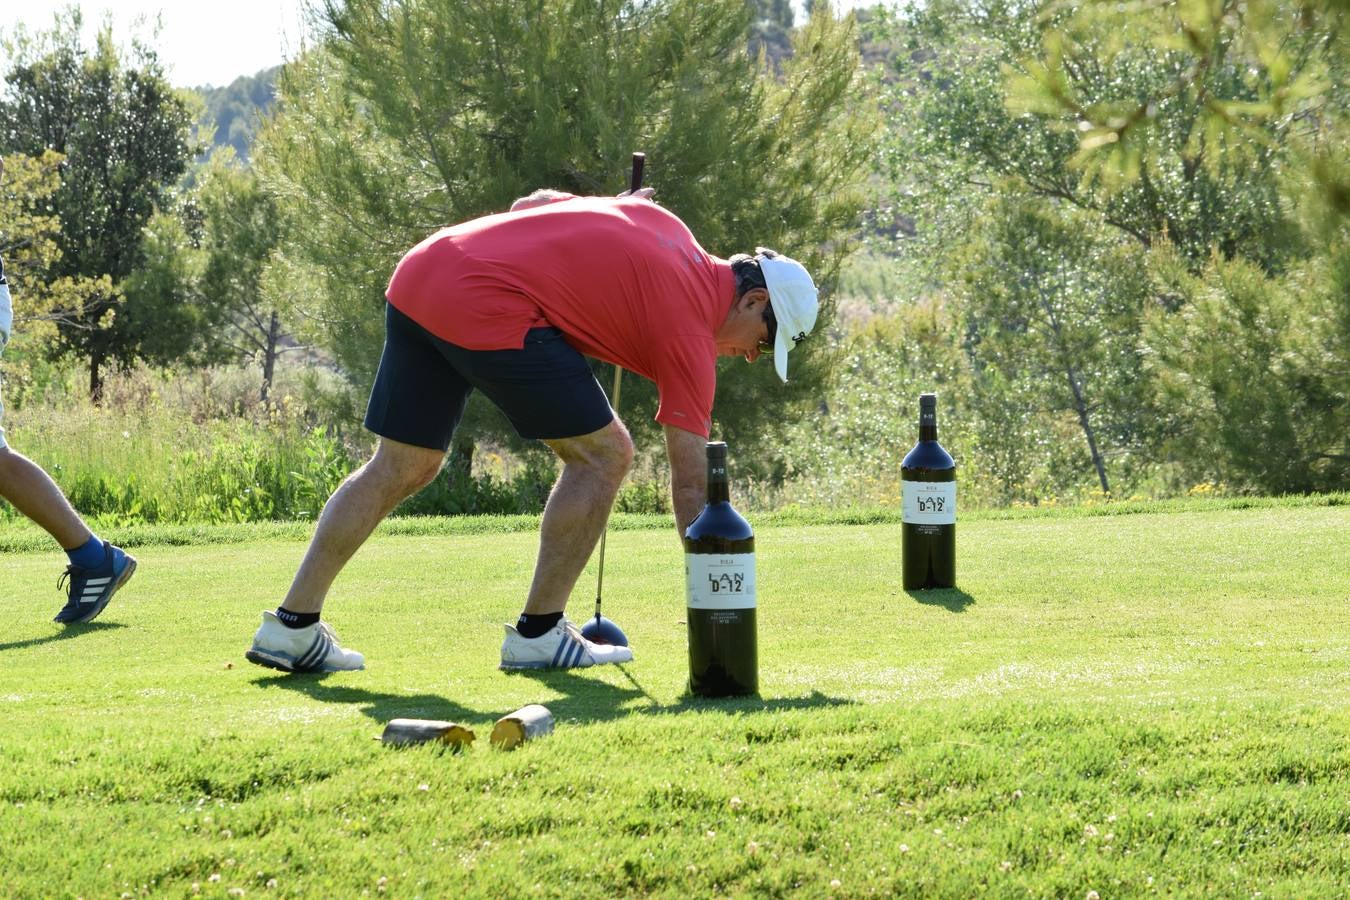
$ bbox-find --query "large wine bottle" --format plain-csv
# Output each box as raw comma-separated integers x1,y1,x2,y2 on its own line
902,392,956,589
684,441,758,696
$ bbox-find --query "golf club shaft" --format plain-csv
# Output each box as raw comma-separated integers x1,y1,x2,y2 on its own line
594,363,622,617
595,151,644,621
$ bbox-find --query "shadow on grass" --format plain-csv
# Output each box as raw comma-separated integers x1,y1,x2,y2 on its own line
254,666,853,730
906,587,976,612
254,676,492,727
504,667,854,722
0,621,127,652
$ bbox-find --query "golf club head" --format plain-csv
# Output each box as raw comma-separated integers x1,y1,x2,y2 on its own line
580,615,629,647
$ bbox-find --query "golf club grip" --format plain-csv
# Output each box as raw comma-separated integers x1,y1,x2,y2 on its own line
630,152,645,193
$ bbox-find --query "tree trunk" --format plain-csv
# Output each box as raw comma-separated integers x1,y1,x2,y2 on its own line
1065,362,1110,495
260,309,280,403
1038,274,1110,495
88,351,104,405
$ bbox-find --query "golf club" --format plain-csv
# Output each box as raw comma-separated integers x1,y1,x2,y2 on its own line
580,151,645,648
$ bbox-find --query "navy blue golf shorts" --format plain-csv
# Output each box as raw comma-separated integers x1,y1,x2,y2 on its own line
364,303,614,450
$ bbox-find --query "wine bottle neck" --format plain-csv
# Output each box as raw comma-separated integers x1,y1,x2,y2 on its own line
919,402,938,442
918,394,939,442
706,465,730,504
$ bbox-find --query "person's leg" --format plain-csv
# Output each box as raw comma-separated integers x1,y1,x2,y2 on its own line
0,446,137,624
1,269,132,625
432,328,636,669
498,418,636,670
277,304,470,615
432,327,629,620
522,419,634,615
280,437,446,614
0,447,92,550
381,323,634,669
246,438,443,673
246,303,468,673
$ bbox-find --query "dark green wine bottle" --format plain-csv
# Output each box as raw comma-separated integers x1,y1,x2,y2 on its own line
902,393,956,589
684,441,757,696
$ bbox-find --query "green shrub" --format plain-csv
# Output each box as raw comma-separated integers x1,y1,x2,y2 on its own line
395,450,558,517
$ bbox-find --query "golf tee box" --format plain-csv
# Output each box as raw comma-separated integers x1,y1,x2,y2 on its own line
379,718,476,748
490,704,554,750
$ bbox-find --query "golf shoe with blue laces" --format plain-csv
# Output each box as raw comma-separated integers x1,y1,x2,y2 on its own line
500,616,634,670
245,611,365,672
53,542,137,625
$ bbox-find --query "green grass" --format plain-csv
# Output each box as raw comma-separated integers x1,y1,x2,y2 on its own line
1,502,1347,896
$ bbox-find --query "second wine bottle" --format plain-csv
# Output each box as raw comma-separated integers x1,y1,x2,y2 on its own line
901,392,956,589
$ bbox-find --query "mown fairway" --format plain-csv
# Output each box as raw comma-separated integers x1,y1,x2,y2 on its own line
1,501,1347,897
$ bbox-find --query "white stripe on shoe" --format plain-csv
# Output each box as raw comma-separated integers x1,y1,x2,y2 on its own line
569,641,588,667
295,632,331,671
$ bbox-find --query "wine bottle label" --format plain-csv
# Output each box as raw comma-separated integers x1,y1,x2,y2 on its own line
903,481,956,525
685,552,757,610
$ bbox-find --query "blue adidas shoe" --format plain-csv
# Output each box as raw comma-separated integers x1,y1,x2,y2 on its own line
54,542,137,625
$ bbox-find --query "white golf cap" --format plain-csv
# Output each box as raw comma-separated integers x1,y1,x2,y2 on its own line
758,249,818,383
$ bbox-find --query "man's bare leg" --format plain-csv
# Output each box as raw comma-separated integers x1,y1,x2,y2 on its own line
0,448,93,550
522,418,634,615
280,438,445,614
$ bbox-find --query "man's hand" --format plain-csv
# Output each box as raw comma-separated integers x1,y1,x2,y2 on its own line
509,189,577,212
664,424,707,539
510,187,653,213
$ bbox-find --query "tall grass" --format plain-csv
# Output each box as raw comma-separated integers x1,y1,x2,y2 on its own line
3,366,357,524
2,364,573,525
0,355,1319,529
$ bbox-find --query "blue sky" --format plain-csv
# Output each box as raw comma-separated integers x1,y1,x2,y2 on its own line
3,1,309,88
3,1,891,89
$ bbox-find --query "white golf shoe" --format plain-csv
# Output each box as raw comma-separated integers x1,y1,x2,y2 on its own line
245,611,366,673
500,617,634,670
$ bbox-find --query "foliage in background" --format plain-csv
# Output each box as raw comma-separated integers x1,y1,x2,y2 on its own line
950,197,1156,496
111,150,302,403
2,3,1344,520
196,153,295,401
119,206,226,369
0,366,346,525
258,0,875,481
855,0,1346,499
193,66,280,162
1144,239,1349,493
0,10,201,400
887,0,1302,273
1008,0,1348,230
0,364,571,526
0,150,113,398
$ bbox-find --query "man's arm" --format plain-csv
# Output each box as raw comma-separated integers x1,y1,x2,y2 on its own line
664,424,707,539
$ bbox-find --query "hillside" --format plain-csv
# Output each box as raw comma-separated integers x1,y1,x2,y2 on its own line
193,65,281,162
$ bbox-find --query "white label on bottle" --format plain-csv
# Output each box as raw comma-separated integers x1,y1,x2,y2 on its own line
903,481,956,525
685,552,757,610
